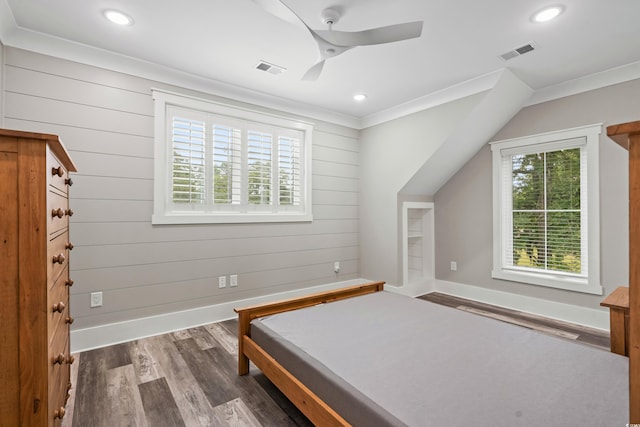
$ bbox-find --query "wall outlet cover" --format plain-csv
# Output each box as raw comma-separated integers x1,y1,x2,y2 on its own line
90,291,103,308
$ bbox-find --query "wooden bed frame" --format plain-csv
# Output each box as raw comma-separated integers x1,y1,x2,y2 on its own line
606,120,640,423
234,281,384,426
234,120,640,426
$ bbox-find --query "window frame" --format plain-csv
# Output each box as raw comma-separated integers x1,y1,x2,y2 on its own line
490,124,603,295
152,89,313,224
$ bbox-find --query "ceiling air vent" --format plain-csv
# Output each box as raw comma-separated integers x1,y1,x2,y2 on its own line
255,60,286,75
499,42,537,61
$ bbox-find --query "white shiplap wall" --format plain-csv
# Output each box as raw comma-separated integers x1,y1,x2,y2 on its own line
2,47,360,330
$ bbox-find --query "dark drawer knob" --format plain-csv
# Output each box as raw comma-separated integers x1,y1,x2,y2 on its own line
54,406,66,419
65,279,74,287
67,355,75,365
65,316,74,325
65,177,73,187
53,353,66,365
52,166,64,177
52,208,64,219
52,301,66,313
65,209,74,217
66,242,74,250
53,254,65,264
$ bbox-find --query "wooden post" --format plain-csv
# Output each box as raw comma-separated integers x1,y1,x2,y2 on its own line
607,121,640,423
601,286,630,355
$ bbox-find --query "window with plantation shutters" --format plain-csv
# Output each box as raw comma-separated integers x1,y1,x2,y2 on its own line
491,124,602,295
152,89,313,224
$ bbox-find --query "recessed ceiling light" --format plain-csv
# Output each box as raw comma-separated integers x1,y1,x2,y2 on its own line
353,94,367,102
532,5,564,23
103,9,134,26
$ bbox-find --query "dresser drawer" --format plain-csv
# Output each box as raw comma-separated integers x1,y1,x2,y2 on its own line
48,231,72,285
48,264,71,347
48,150,71,195
48,190,70,236
48,334,71,425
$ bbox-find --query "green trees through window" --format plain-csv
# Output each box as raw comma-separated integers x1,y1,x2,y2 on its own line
511,148,582,274
491,124,600,294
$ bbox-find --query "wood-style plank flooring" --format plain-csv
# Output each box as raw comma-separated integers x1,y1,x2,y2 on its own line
418,292,610,350
63,292,611,426
63,319,312,427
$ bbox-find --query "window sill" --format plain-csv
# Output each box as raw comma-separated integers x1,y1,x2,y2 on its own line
151,211,313,225
491,269,603,295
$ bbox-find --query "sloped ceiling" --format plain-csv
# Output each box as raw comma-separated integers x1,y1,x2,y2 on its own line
401,69,534,196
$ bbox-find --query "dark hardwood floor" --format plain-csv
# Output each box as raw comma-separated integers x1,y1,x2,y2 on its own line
64,319,312,427
418,292,610,350
63,292,611,426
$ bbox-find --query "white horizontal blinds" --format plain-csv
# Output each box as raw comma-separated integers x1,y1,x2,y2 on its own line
505,143,586,277
278,135,301,206
212,124,241,205
247,130,272,206
171,116,206,204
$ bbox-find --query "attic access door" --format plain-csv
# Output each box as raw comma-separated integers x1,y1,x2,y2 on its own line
402,202,435,287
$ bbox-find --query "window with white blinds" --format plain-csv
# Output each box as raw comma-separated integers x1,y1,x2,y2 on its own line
152,89,313,224
490,124,602,295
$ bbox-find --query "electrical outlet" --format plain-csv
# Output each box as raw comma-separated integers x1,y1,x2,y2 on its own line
334,261,340,273
450,261,457,271
230,274,238,287
90,291,103,308
218,276,227,289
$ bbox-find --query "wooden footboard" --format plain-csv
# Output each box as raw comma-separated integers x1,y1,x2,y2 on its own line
234,281,385,426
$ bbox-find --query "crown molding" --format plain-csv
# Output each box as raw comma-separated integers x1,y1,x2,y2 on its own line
525,60,640,107
360,69,504,129
1,24,363,129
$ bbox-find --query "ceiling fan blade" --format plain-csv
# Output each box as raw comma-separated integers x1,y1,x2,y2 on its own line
316,21,423,47
250,0,308,30
302,60,325,81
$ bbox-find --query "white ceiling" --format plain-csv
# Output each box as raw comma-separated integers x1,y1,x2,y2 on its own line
1,0,639,128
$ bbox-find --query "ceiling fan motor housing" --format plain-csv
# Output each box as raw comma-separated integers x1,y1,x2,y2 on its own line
321,8,341,25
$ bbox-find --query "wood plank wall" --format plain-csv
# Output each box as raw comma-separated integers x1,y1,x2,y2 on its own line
2,47,361,330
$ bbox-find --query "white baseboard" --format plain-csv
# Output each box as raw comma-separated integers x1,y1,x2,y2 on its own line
70,278,372,353
434,280,610,331
385,278,435,298
72,278,608,353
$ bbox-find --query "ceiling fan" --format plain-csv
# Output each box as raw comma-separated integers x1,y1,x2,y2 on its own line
252,0,424,80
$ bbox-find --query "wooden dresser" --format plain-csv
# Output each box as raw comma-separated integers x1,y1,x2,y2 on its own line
0,129,77,426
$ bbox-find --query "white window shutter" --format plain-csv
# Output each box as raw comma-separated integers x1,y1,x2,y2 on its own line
278,135,301,206
171,116,206,204
247,130,273,205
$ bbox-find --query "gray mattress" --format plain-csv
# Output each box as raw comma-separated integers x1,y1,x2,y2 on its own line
250,291,628,426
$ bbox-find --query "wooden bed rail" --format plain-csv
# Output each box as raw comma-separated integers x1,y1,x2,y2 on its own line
242,335,350,426
233,281,384,426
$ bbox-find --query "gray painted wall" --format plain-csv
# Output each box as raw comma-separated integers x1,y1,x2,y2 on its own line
359,93,484,285
434,78,640,309
2,47,361,330
3,39,637,329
